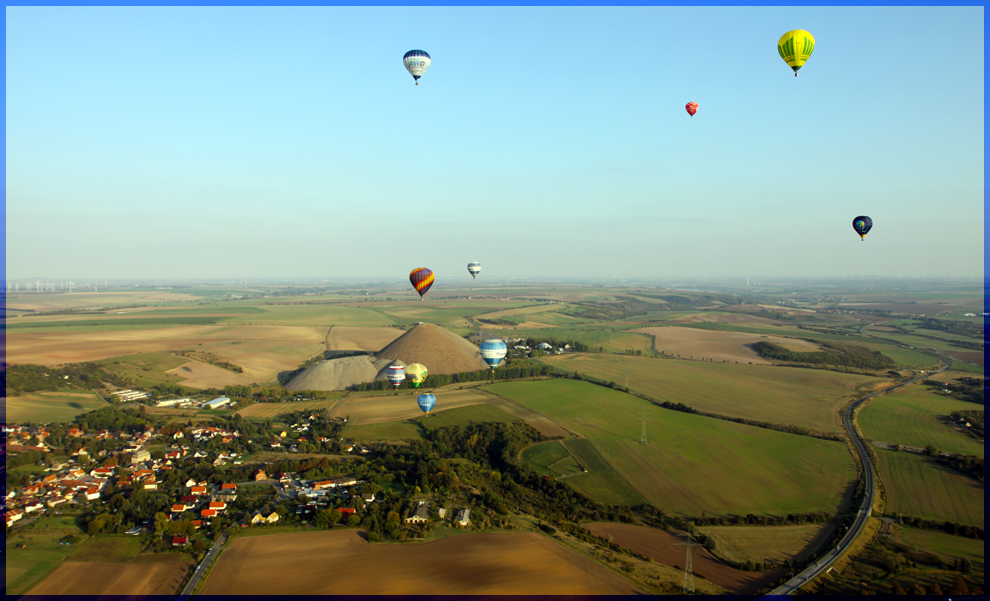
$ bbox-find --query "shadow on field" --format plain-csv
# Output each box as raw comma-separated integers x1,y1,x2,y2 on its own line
68,402,82,409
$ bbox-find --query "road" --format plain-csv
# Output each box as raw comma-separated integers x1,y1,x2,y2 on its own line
177,532,227,599
765,336,950,597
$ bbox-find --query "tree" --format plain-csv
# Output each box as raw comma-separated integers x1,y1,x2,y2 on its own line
328,509,342,529
890,582,907,595
950,576,969,595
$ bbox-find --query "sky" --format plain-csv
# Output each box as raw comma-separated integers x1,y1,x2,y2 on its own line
4,6,985,281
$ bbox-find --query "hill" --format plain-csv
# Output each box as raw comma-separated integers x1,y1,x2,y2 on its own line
374,323,489,375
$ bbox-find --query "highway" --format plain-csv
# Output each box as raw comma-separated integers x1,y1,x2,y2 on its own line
765,339,949,596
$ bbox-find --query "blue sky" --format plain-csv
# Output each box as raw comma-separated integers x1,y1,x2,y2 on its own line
5,6,984,281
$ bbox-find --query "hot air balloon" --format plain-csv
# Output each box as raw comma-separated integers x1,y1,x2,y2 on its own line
852,216,873,241
685,102,698,117
386,363,406,389
467,262,482,279
480,339,507,371
403,50,431,85
406,363,428,388
417,393,437,415
409,268,434,299
778,30,815,76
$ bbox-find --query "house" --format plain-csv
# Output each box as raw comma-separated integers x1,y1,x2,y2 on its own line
191,520,203,530
181,495,197,504
143,480,158,490
266,512,280,524
5,509,24,526
172,504,190,513
185,478,198,488
131,450,151,464
82,487,100,501
361,493,375,505
404,505,430,524
23,500,44,514
338,507,356,517
172,536,188,546
201,509,217,518
221,483,237,492
90,467,114,479
455,509,471,526
173,431,184,439
249,510,279,524
438,508,447,519
125,526,142,535
190,486,207,496
254,470,268,481
67,428,82,438
208,501,227,513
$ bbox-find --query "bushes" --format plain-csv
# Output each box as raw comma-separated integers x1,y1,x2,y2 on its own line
752,341,895,370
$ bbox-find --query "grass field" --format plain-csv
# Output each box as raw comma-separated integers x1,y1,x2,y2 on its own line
487,379,857,516
334,387,494,426
891,526,985,571
3,390,109,424
66,535,146,563
859,386,985,456
632,325,825,364
360,301,531,329
222,303,398,327
521,441,575,476
99,351,191,387
561,438,648,505
540,354,875,433
5,515,89,595
853,344,939,369
236,397,345,420
861,330,978,353
876,450,984,528
696,524,831,565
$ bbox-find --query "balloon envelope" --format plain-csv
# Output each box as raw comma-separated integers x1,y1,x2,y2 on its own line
467,262,482,279
852,216,873,239
417,393,437,414
409,268,435,298
386,363,406,388
685,102,698,117
406,363,428,388
778,30,815,75
403,50,431,83
480,339,507,369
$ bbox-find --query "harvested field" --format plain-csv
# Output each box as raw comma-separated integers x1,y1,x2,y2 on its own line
337,387,493,425
166,361,260,389
632,326,823,364
585,523,784,594
329,326,404,351
942,350,984,367
236,398,343,419
200,529,643,595
27,560,193,596
667,310,784,326
697,524,833,566
3,391,109,424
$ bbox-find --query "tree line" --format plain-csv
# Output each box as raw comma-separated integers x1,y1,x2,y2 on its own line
752,340,896,370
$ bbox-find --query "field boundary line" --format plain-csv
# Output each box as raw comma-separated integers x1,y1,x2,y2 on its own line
476,388,583,438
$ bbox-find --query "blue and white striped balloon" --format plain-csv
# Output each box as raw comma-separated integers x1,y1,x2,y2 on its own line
467,262,481,279
480,339,507,370
403,50,431,85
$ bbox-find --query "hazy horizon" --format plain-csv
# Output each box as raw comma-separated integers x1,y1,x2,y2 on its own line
6,6,984,281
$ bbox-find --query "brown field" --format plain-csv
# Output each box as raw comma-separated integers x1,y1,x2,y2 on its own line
166,361,261,389
4,291,203,312
631,326,823,364
696,523,834,566
942,350,984,367
329,326,405,352
27,560,193,595
200,529,643,595
333,387,494,425
6,324,323,382
585,523,784,594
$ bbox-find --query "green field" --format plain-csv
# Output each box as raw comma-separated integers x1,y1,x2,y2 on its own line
862,330,978,353
487,379,857,516
859,386,984,456
373,301,531,329
346,420,425,441
5,516,89,595
223,303,398,327
4,391,110,424
854,344,939,369
892,526,985,571
877,450,984,528
99,351,191,388
560,438,648,506
66,535,146,563
540,354,875,433
521,441,578,476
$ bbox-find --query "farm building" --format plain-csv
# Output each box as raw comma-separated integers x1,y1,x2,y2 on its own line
201,397,232,409
455,509,471,526
155,397,193,407
404,504,430,524
172,536,188,546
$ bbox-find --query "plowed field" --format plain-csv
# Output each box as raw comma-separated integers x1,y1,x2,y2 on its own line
27,560,193,595
585,523,784,594
200,530,643,595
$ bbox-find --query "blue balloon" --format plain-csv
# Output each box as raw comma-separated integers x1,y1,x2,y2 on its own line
480,339,507,369
417,393,437,414
852,215,873,240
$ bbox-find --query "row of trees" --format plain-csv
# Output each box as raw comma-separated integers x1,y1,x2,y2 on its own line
752,340,896,370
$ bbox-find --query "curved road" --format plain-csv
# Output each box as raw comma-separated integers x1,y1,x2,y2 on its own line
765,333,950,596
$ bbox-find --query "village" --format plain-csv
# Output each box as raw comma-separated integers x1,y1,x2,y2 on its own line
4,405,477,556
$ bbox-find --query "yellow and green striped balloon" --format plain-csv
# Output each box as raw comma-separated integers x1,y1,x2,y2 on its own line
778,30,815,76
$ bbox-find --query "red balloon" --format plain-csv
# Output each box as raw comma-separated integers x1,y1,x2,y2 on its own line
685,102,698,117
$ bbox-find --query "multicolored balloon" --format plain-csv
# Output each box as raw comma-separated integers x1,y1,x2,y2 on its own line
778,30,815,76
417,393,437,415
403,50,431,85
467,262,482,279
685,102,698,118
852,216,873,241
406,363,428,388
409,268,435,299
386,363,406,389
480,339,507,370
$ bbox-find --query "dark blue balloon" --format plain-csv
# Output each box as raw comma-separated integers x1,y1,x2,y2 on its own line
852,216,873,239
